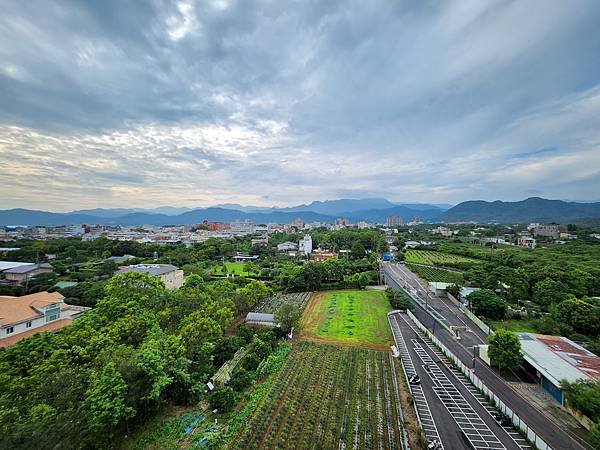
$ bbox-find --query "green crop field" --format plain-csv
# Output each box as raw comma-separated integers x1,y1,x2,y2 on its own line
213,262,256,276
229,342,406,450
406,263,464,284
300,290,392,348
404,249,480,267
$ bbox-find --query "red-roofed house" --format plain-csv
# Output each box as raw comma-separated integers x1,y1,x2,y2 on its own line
0,292,89,347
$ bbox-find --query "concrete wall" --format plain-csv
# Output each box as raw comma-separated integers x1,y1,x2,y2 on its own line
160,269,184,289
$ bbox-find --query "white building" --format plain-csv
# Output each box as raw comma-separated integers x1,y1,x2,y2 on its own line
117,264,184,288
0,292,89,348
299,235,313,255
518,236,536,249
277,241,298,251
230,219,255,235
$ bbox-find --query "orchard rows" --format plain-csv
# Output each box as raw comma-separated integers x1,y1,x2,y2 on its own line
230,342,406,450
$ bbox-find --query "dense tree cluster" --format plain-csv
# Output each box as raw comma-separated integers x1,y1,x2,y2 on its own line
561,380,600,448
385,287,413,310
0,272,272,449
466,289,507,320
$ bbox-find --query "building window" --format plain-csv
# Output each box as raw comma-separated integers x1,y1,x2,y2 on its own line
26,321,32,328
46,314,59,323
6,327,14,335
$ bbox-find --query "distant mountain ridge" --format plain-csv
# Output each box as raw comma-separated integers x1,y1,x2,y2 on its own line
2,197,597,226
0,199,444,226
441,197,600,223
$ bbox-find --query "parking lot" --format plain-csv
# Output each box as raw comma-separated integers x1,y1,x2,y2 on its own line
390,311,528,450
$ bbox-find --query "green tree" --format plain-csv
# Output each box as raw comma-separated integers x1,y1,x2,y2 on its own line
274,303,303,334
84,362,135,437
487,329,523,371
100,259,118,276
350,242,366,260
230,368,253,392
553,297,600,336
183,274,204,289
467,289,507,320
446,283,461,299
532,278,568,309
209,386,235,412
180,314,222,357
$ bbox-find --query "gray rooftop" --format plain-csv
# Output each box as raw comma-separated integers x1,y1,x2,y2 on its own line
245,312,276,323
3,263,52,274
118,264,179,276
517,333,600,386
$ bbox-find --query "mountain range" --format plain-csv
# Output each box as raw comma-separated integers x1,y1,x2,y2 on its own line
440,197,600,223
0,197,599,226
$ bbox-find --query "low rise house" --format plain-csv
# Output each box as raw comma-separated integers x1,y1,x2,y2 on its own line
313,250,338,262
277,241,298,251
0,292,89,347
117,264,184,288
2,263,53,284
233,253,259,263
517,236,536,248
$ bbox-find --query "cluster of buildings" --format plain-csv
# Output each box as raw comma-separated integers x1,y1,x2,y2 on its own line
1,216,377,247
0,262,53,286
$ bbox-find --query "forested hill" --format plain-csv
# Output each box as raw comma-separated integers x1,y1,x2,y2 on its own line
441,197,600,223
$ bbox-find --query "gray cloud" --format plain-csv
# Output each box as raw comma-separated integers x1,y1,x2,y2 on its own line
1,0,600,210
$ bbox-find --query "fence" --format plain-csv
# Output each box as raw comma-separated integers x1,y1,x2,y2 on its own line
406,310,553,450
447,292,493,336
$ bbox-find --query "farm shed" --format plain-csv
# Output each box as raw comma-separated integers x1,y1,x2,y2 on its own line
245,312,277,327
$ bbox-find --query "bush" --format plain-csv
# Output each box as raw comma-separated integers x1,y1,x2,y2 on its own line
230,368,253,392
209,387,236,413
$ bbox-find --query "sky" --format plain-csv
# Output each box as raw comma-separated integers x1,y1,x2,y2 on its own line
1,0,600,212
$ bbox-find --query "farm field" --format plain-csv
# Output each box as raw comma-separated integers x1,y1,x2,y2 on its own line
229,342,407,450
253,292,312,314
406,263,464,284
404,249,480,267
213,262,256,276
301,290,392,349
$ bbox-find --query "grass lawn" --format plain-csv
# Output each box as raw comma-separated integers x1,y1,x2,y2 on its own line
300,290,392,349
490,318,538,333
213,262,255,276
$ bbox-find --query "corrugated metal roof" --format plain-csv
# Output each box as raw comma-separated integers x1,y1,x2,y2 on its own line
245,312,275,323
518,333,600,386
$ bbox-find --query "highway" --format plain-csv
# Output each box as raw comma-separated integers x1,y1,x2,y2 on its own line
390,311,527,450
384,262,588,450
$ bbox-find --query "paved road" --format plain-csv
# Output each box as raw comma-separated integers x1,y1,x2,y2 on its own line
384,262,588,450
390,311,526,450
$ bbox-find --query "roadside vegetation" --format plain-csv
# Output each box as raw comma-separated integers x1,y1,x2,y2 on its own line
395,224,600,356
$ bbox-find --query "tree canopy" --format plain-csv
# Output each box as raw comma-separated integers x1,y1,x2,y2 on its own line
487,329,523,371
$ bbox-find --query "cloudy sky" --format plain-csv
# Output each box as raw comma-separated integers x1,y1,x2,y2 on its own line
1,0,600,211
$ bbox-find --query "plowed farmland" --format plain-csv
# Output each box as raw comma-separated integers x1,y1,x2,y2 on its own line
229,342,407,450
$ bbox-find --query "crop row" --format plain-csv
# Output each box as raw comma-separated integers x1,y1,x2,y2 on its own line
404,249,480,268
230,342,406,449
406,263,464,284
252,292,312,314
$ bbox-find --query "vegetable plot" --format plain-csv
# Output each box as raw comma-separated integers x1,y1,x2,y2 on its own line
404,249,480,268
405,263,464,284
229,342,406,450
253,292,312,314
